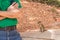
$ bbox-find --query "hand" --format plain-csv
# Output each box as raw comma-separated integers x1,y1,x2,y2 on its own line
7,2,19,12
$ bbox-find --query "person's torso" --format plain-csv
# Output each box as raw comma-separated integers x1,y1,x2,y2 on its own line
0,0,22,28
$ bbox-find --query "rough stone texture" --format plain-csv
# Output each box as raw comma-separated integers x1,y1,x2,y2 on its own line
17,0,60,32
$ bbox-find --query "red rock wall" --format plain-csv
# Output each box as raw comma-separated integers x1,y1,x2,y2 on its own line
17,0,60,32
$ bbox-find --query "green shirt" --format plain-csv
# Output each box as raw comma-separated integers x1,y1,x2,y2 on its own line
0,0,22,28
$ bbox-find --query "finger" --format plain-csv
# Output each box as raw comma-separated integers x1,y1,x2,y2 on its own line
11,2,17,6
11,2,18,9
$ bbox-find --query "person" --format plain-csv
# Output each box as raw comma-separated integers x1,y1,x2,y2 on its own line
0,0,22,40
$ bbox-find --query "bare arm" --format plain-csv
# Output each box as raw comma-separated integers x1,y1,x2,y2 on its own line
0,10,20,18
0,2,21,18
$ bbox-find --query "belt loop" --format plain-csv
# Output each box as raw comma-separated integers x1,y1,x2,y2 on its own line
14,26,15,30
5,27,6,31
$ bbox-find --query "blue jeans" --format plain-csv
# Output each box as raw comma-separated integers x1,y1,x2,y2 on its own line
0,30,22,40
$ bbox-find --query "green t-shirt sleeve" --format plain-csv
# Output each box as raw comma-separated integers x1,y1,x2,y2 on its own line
14,0,22,8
